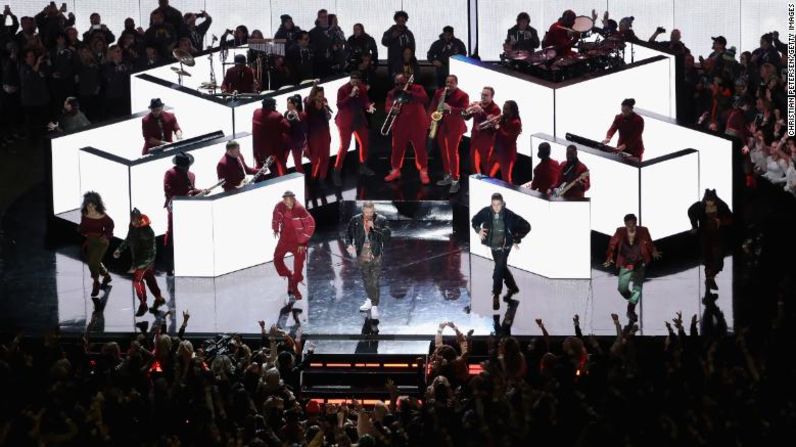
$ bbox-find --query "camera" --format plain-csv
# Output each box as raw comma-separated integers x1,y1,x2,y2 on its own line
656,26,666,33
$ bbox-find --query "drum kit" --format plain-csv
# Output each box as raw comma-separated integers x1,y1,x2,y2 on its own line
501,15,626,82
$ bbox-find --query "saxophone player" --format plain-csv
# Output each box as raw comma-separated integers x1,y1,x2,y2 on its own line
428,74,469,194
463,87,500,175
384,73,430,184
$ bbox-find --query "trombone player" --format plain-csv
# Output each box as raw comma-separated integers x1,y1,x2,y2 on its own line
383,73,430,184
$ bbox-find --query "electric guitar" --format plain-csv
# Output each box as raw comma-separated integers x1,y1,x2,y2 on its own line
240,155,275,187
553,171,589,197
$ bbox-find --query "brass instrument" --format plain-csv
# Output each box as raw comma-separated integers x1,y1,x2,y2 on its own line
462,101,483,118
381,74,413,136
285,110,299,121
478,114,502,130
253,53,263,91
429,86,448,139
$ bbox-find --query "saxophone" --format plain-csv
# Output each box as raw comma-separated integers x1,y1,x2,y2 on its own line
428,86,448,139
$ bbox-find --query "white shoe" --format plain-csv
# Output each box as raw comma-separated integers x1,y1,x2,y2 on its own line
370,305,379,320
359,299,372,311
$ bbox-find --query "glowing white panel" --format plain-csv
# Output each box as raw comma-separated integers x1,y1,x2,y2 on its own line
640,151,699,239
637,109,734,210
451,56,555,157
78,150,131,227
173,173,305,277
469,175,591,279
531,135,639,236
673,0,740,59
403,0,469,56
739,1,790,54
624,43,677,116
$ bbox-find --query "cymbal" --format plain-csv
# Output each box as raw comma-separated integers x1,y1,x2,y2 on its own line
199,82,218,89
170,66,192,76
172,48,196,67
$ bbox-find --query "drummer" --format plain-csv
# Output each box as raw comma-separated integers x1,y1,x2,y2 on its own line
542,10,579,57
506,12,540,52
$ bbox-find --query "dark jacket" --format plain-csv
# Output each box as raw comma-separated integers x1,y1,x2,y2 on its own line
117,215,157,268
506,25,540,52
471,207,531,248
687,190,732,231
347,34,378,63
345,213,391,258
427,35,467,67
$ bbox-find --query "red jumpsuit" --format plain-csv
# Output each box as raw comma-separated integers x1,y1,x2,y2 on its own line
221,65,256,93
429,88,469,181
305,99,332,180
555,160,590,199
216,153,258,192
334,83,371,171
386,84,429,172
142,111,181,154
252,108,290,175
542,22,577,56
488,116,522,184
531,158,561,193
272,201,316,297
163,167,199,246
468,101,500,174
606,112,645,160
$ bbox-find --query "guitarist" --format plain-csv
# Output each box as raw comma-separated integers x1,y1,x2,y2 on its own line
553,145,590,198
163,152,209,275
217,140,258,192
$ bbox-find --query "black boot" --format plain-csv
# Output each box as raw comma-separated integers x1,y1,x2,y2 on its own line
706,277,718,291
135,302,148,317
503,286,519,302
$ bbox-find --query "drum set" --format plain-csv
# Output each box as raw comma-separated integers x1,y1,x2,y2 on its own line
500,15,626,82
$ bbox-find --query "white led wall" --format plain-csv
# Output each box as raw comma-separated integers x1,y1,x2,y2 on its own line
625,43,677,117
640,151,699,239
172,172,305,277
78,150,131,231
450,56,555,157
469,175,591,279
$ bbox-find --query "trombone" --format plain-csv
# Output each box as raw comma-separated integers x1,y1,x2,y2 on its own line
380,74,413,136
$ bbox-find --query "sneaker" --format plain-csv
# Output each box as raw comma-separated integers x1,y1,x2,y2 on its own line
384,169,401,182
503,287,519,302
371,305,379,320
91,280,101,298
449,180,460,194
359,165,375,176
135,302,148,317
436,175,452,186
332,169,342,187
492,294,500,311
101,273,112,288
359,298,373,311
419,170,430,185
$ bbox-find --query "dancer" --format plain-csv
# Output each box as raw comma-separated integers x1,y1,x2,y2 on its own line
603,214,661,322
471,192,531,310
272,191,316,300
688,189,732,291
346,201,391,320
78,191,114,298
113,208,166,317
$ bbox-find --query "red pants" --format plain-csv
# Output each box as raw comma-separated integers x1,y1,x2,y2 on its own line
489,145,517,184
133,264,161,303
308,130,331,180
335,125,369,170
390,125,428,171
437,128,463,180
274,239,306,292
469,133,494,174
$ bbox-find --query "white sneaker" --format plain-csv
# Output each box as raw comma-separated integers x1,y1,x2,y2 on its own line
359,299,372,311
370,305,379,320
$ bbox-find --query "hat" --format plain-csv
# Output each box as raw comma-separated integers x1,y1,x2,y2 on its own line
172,151,194,168
130,207,141,218
443,26,454,34
712,35,727,46
148,98,164,109
619,16,634,28
280,14,292,23
226,140,240,150
234,54,246,64
261,96,276,109
282,190,296,198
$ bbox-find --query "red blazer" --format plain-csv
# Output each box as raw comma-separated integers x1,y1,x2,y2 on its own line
142,111,181,154
556,160,590,198
494,116,522,153
531,158,560,193
386,83,429,130
606,226,656,267
272,202,316,245
217,153,257,192
79,215,115,240
163,167,199,207
606,112,645,159
252,108,289,166
221,65,256,93
469,101,501,139
542,22,577,56
429,87,469,134
335,82,371,129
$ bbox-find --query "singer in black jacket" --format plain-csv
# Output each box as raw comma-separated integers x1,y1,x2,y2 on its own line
345,201,391,318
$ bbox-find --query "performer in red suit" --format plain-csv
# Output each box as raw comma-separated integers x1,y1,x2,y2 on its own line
529,142,560,193
305,84,332,182
487,100,522,184
216,140,258,192
384,73,430,184
221,54,256,93
333,71,376,187
430,74,470,193
142,98,182,155
542,10,578,56
284,94,308,173
465,86,500,175
553,145,590,198
252,97,290,176
272,190,316,300
602,98,645,160
163,152,208,274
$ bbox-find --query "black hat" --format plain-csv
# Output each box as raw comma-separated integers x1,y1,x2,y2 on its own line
234,54,246,64
443,26,454,34
149,98,164,109
282,190,296,198
711,35,727,46
172,151,194,168
280,14,292,23
130,207,141,218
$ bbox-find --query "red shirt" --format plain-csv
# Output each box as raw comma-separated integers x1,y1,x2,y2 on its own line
272,202,316,245
531,158,561,193
335,82,372,129
217,153,257,191
79,214,115,240
543,22,577,56
386,84,429,130
221,65,255,93
606,226,656,267
556,160,590,199
163,167,199,207
494,116,522,153
142,111,181,154
252,108,289,166
429,87,470,134
469,101,501,138
606,112,645,159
